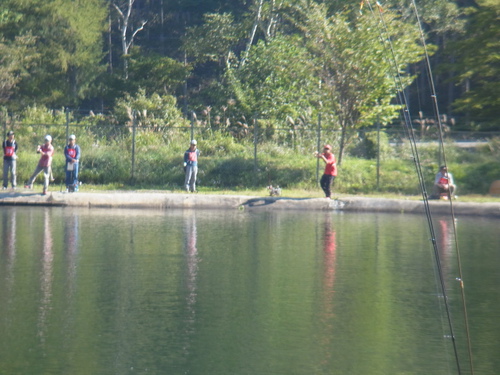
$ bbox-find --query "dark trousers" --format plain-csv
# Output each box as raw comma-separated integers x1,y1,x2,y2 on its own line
320,174,336,198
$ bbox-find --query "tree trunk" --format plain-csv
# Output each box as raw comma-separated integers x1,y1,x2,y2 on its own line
112,0,147,79
240,0,264,67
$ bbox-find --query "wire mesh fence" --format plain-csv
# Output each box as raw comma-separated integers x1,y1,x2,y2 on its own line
2,111,499,192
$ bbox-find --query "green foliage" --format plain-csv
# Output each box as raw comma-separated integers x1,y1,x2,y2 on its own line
126,48,190,96
283,3,427,163
114,89,189,128
338,158,421,194
197,131,247,156
18,106,68,125
80,143,130,184
0,33,39,105
350,131,394,160
448,2,500,125
0,0,496,136
227,34,319,120
183,13,244,65
3,0,108,108
458,162,500,195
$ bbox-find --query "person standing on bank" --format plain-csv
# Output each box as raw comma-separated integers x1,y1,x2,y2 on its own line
315,144,337,199
64,134,80,192
25,135,54,195
2,131,18,190
184,139,200,193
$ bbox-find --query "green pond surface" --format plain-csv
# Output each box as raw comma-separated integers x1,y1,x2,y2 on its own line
0,207,498,375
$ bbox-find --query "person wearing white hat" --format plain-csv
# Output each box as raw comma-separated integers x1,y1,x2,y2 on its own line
64,134,81,192
25,135,55,195
183,139,200,192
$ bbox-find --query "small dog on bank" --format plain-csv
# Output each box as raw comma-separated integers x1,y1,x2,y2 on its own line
267,185,282,196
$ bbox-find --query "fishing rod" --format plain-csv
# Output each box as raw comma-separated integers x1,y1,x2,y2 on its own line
362,1,471,373
409,1,475,373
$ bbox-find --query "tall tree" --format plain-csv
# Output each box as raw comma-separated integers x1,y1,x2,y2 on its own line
227,34,319,119
447,0,500,127
0,0,108,108
112,0,147,78
280,2,427,164
0,34,39,105
183,13,243,67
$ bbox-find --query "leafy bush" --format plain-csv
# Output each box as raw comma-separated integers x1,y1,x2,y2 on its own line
114,89,189,128
350,130,394,160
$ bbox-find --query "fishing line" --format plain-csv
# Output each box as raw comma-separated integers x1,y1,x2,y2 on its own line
362,1,468,373
409,1,475,373
360,3,451,369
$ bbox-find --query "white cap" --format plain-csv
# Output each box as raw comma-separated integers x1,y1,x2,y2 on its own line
190,139,197,145
69,134,76,140
45,135,52,142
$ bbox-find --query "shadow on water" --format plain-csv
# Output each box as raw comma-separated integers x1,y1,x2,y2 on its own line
243,196,311,207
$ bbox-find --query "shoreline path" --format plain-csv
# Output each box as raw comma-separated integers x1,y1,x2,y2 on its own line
1,190,499,217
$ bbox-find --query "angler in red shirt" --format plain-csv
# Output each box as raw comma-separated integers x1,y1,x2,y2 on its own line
25,135,55,195
432,165,456,199
315,144,337,199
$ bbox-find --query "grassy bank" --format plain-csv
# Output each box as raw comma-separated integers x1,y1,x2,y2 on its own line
7,128,500,198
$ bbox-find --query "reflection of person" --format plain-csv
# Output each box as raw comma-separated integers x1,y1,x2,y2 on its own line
25,135,55,195
184,139,200,193
2,131,18,189
432,165,456,199
314,144,337,199
64,134,80,192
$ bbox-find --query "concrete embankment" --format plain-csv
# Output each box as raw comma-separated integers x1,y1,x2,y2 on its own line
1,190,499,217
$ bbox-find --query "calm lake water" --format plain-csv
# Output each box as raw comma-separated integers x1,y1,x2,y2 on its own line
0,206,498,375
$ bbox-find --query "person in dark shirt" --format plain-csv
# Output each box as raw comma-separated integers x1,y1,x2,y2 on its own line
2,131,18,189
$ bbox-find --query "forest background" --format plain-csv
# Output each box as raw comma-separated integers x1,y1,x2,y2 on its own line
1,0,499,196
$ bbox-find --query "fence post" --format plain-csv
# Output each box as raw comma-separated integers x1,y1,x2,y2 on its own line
131,110,136,183
316,113,322,185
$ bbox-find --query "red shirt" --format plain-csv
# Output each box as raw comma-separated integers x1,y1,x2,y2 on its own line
38,144,54,167
323,152,337,176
